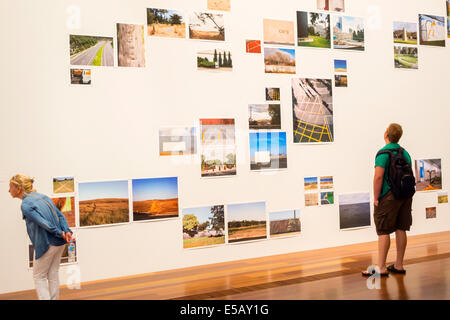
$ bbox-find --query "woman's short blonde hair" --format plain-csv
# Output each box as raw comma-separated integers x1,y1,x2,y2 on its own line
10,174,36,193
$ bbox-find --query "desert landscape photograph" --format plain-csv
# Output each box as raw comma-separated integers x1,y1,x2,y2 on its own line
53,176,75,194
438,192,448,204
78,180,129,227
270,210,301,238
132,177,179,221
117,23,145,67
147,8,186,38
228,202,267,243
189,12,225,41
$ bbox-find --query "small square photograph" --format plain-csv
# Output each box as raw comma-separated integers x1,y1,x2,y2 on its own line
320,176,334,189
53,177,75,194
227,202,267,243
182,205,225,248
70,69,91,85
248,104,281,130
335,75,348,87
304,177,318,191
334,59,347,72
414,159,442,191
321,191,334,205
305,193,319,206
438,192,448,204
265,88,280,101
394,46,418,69
207,0,231,12
147,9,186,38
426,207,437,219
270,210,301,238
393,21,418,45
264,48,296,74
246,40,261,53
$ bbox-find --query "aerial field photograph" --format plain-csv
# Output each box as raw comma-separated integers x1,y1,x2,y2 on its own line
53,176,75,194
132,177,179,221
228,202,267,243
147,8,186,38
270,210,301,238
339,193,371,230
70,35,114,66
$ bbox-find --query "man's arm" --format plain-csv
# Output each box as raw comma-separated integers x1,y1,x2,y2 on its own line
374,166,385,206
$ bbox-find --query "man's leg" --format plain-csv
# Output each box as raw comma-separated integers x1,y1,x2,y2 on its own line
394,230,407,270
378,234,391,273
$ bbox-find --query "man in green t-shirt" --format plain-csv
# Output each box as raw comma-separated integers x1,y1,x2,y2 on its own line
362,123,413,277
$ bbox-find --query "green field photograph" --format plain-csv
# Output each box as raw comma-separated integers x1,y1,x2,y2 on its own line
297,11,331,48
183,205,225,249
228,202,267,243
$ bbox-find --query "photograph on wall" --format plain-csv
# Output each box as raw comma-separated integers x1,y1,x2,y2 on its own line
270,210,301,238
117,24,145,68
321,191,334,205
189,12,225,41
332,16,365,50
304,177,318,191
264,48,296,74
70,69,91,85
339,193,371,230
335,75,348,87
159,127,197,156
29,240,77,268
200,119,236,177
51,196,76,228
334,59,347,72
317,0,345,12
147,9,186,38
419,14,446,47
249,132,287,171
438,192,448,203
263,19,295,46
207,0,231,12
265,88,280,101
246,40,261,53
448,0,450,37
394,46,418,69
227,202,267,243
53,177,75,194
248,104,281,130
197,48,232,71
296,11,331,48
414,159,442,191
426,207,437,219
393,22,418,45
320,176,334,189
305,193,319,207
292,78,333,143
182,205,225,248
70,35,114,66
132,177,179,221
78,180,129,227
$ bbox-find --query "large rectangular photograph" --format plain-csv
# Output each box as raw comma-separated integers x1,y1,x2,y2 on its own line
117,24,145,67
339,193,371,230
189,12,225,41
51,196,76,228
227,202,267,243
414,159,442,191
264,48,296,74
292,78,333,143
182,205,225,248
147,9,186,38
333,16,365,50
270,210,301,238
159,127,197,156
197,48,233,71
78,180,129,227
248,104,281,130
200,119,236,177
132,177,179,221
249,132,287,171
419,14,446,46
393,21,418,45
263,19,295,46
70,35,114,66
394,46,418,69
296,11,331,48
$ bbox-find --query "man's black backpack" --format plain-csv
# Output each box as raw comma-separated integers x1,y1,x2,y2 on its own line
376,147,416,199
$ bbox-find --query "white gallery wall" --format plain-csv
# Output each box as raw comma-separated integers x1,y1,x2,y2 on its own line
0,0,449,294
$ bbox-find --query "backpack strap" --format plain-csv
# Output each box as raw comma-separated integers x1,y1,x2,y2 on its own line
26,193,60,222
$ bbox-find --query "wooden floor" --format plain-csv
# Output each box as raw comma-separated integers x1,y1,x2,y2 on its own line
1,231,450,300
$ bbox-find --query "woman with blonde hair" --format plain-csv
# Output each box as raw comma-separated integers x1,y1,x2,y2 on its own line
9,174,73,300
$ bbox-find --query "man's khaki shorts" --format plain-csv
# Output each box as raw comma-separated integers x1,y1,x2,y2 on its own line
374,191,413,235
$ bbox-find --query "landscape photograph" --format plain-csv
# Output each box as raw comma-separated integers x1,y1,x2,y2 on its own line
70,35,114,66
246,40,261,53
159,127,197,156
394,46,418,69
197,48,232,71
270,210,301,238
227,202,267,243
339,193,371,230
419,14,446,46
304,177,318,191
117,24,145,67
249,132,287,171
335,75,348,87
333,16,365,50
265,88,280,101
292,78,333,143
182,205,225,249
147,8,186,38
426,207,437,219
264,48,296,74
78,180,129,227
248,104,281,130
393,21,418,44
263,19,295,46
189,12,225,41
297,11,331,48
53,176,74,194
132,177,179,221
305,193,319,206
334,59,347,72
438,192,448,204
321,192,334,205
320,176,334,189
207,0,231,12
51,196,76,228
414,159,442,191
